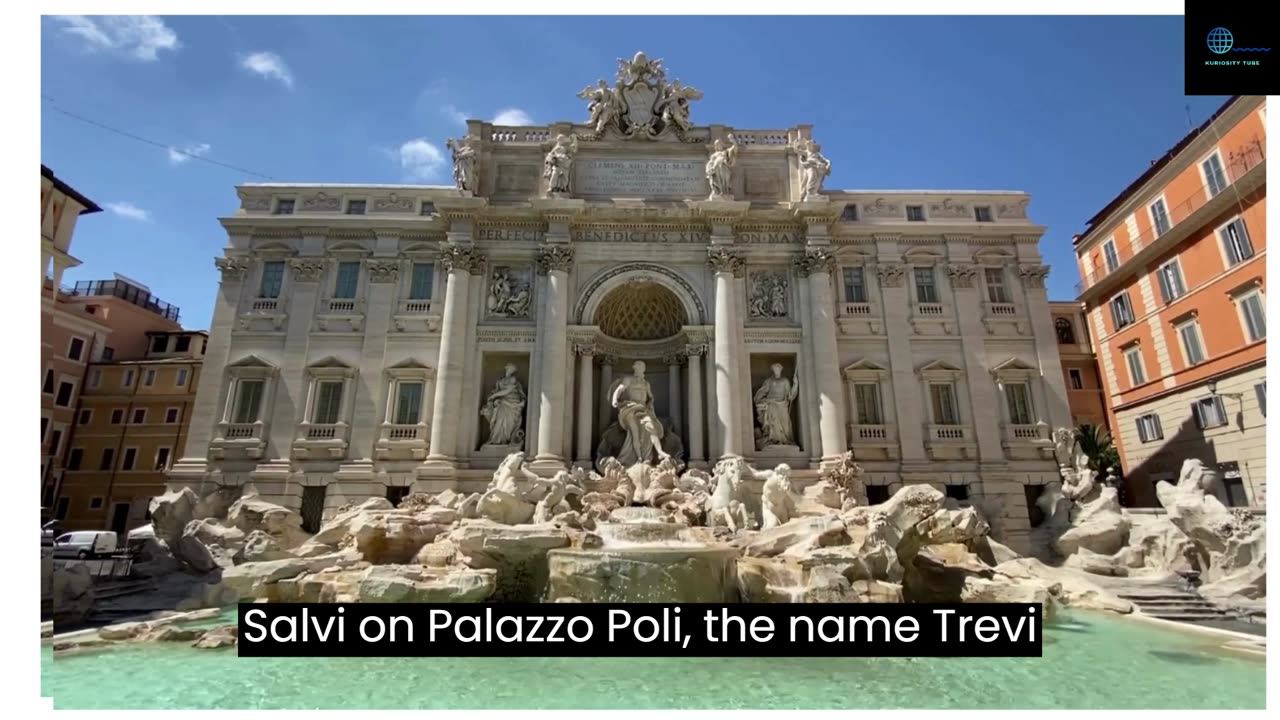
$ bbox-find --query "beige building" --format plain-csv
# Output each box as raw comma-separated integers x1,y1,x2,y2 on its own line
170,54,1070,551
1048,301,1108,429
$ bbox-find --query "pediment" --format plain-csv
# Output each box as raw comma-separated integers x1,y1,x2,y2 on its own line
227,354,276,369
990,357,1037,373
916,359,962,374
308,355,355,369
842,358,889,379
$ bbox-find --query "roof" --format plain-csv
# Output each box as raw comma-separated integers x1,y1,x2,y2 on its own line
41,165,102,214
1074,96,1241,247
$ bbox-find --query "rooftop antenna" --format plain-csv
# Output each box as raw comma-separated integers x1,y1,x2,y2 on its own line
1185,103,1194,130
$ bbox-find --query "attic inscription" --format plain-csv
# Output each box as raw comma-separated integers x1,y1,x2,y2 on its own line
576,158,706,198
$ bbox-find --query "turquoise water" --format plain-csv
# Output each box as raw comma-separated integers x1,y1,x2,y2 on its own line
42,612,1265,709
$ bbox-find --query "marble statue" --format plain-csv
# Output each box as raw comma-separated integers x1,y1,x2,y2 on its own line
487,269,531,318
1051,427,1076,468
657,79,702,133
758,464,798,530
532,470,582,524
753,363,799,449
578,79,621,134
794,137,831,201
609,360,670,466
705,134,739,200
446,135,479,194
749,272,789,319
477,452,540,524
480,364,526,447
543,134,579,196
707,458,753,531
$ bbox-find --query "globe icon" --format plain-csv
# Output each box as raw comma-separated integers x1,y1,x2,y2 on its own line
1207,27,1234,54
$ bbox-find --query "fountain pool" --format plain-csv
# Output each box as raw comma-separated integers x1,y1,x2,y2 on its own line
42,611,1264,709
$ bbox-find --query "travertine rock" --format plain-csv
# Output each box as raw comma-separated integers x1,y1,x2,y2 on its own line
51,563,95,625
995,557,1133,614
349,510,454,565
742,515,847,558
1052,487,1130,557
149,487,198,548
356,565,496,603
235,530,296,564
448,521,571,601
192,624,238,649
227,493,309,549
902,542,994,602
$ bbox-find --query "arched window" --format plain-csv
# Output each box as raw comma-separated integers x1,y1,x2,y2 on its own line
1055,317,1076,345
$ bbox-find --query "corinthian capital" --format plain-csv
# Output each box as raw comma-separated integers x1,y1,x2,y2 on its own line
706,246,744,276
794,247,835,277
875,263,907,288
536,245,576,274
947,263,978,289
1018,263,1051,289
440,244,482,274
214,256,251,280
288,258,326,283
366,259,401,284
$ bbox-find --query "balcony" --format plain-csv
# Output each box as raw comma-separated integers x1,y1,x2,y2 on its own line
325,298,358,313
375,422,431,461
392,298,443,333
840,302,873,316
399,299,435,314
983,302,1017,316
1076,139,1265,297
251,298,279,312
915,303,944,316
292,422,350,459
924,423,976,460
846,423,899,460
1001,422,1054,461
65,279,181,323
209,421,267,460
315,299,366,333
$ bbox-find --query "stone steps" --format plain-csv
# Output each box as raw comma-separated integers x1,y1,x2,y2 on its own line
1117,588,1236,623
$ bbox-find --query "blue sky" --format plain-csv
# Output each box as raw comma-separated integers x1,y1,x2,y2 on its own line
40,15,1225,330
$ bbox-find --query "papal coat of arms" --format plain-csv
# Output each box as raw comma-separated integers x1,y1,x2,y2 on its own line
578,51,703,140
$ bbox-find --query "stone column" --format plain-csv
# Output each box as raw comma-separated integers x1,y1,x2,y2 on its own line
665,352,683,434
797,247,847,461
708,246,745,458
685,342,707,463
574,342,595,464
532,245,575,470
596,355,615,434
425,245,479,467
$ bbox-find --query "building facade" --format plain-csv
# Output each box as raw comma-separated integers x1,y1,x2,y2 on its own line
170,55,1069,551
1049,301,1108,429
1074,95,1266,508
56,330,206,533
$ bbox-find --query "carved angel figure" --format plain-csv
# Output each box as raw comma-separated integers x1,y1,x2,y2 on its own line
657,80,703,133
794,138,831,201
578,79,620,134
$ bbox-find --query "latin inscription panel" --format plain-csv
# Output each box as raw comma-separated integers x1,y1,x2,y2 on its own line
576,158,707,198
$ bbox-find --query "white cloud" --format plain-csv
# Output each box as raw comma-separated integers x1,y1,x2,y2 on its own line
51,15,180,61
167,143,211,165
442,103,469,129
105,202,151,222
396,139,446,181
239,51,294,89
492,108,533,126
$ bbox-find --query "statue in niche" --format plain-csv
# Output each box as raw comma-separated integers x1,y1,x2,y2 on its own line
578,79,621,134
446,135,479,194
542,134,579,197
749,272,789,319
608,360,671,466
793,137,832,201
487,269,531,318
480,364,526,447
754,363,800,449
705,134,739,200
656,79,703,134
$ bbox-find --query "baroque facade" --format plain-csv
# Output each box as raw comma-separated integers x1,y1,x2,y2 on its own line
170,53,1069,550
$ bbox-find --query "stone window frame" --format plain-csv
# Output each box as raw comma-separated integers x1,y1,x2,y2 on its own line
322,243,373,306
1198,146,1229,198
300,357,359,429
154,446,172,472
990,358,1043,427
1215,214,1255,268
1067,368,1084,390
244,244,297,311
1155,256,1187,305
77,408,92,426
164,407,181,424
1227,278,1266,344
1101,237,1120,273
142,368,157,387
272,197,296,216
121,446,139,471
121,367,136,389
917,360,966,426
66,334,87,363
383,361,435,428
1148,193,1172,237
400,244,443,305
1121,341,1147,387
175,367,189,388
842,359,891,427
130,407,147,425
1171,311,1207,367
218,355,279,430
54,375,77,408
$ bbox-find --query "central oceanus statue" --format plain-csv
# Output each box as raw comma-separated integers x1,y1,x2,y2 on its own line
595,360,685,467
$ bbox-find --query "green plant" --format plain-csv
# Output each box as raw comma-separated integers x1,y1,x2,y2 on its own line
1074,424,1118,471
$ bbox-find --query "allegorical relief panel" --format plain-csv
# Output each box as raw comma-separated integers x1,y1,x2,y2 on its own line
748,270,790,320
486,266,533,319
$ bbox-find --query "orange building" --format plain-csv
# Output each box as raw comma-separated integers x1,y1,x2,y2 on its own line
56,330,206,533
1073,95,1266,509
1049,301,1108,429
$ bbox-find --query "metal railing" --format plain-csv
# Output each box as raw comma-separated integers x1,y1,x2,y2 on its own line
66,280,181,322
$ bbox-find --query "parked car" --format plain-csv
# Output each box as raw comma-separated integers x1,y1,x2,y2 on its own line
53,530,118,559
41,520,59,548
125,524,155,550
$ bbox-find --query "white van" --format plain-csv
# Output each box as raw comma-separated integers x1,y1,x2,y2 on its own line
53,531,118,559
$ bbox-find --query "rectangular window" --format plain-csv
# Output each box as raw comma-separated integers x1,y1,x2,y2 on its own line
1136,414,1164,443
176,368,189,387
89,497,103,510
99,447,115,471
842,267,867,303
55,498,69,520
945,484,969,501
1124,346,1147,386
174,335,191,352
259,261,285,299
929,383,959,425
42,369,54,394
101,347,115,361
122,447,137,471
131,408,147,425
55,381,74,407
346,199,367,215
1223,477,1249,508
88,368,102,389
313,381,344,424
1256,382,1267,417
48,429,62,457
333,261,361,299
233,380,265,424
1068,368,1084,390
906,205,925,222
913,267,938,303
974,206,993,222
1203,153,1228,196
78,409,92,425
110,408,124,425
143,369,156,387
1193,395,1228,430
984,268,1009,303
394,381,424,425
122,369,136,388
40,416,48,441
420,201,436,216
1156,259,1186,304
1238,291,1266,342
67,448,83,471
151,335,168,354
1004,382,1034,425
165,407,180,424
840,204,858,222
154,447,171,471
1149,198,1171,236
274,199,295,215
1177,319,1207,366
1220,218,1254,266
1110,292,1135,329
67,337,85,362
409,263,434,300
1103,239,1120,273
854,383,883,425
